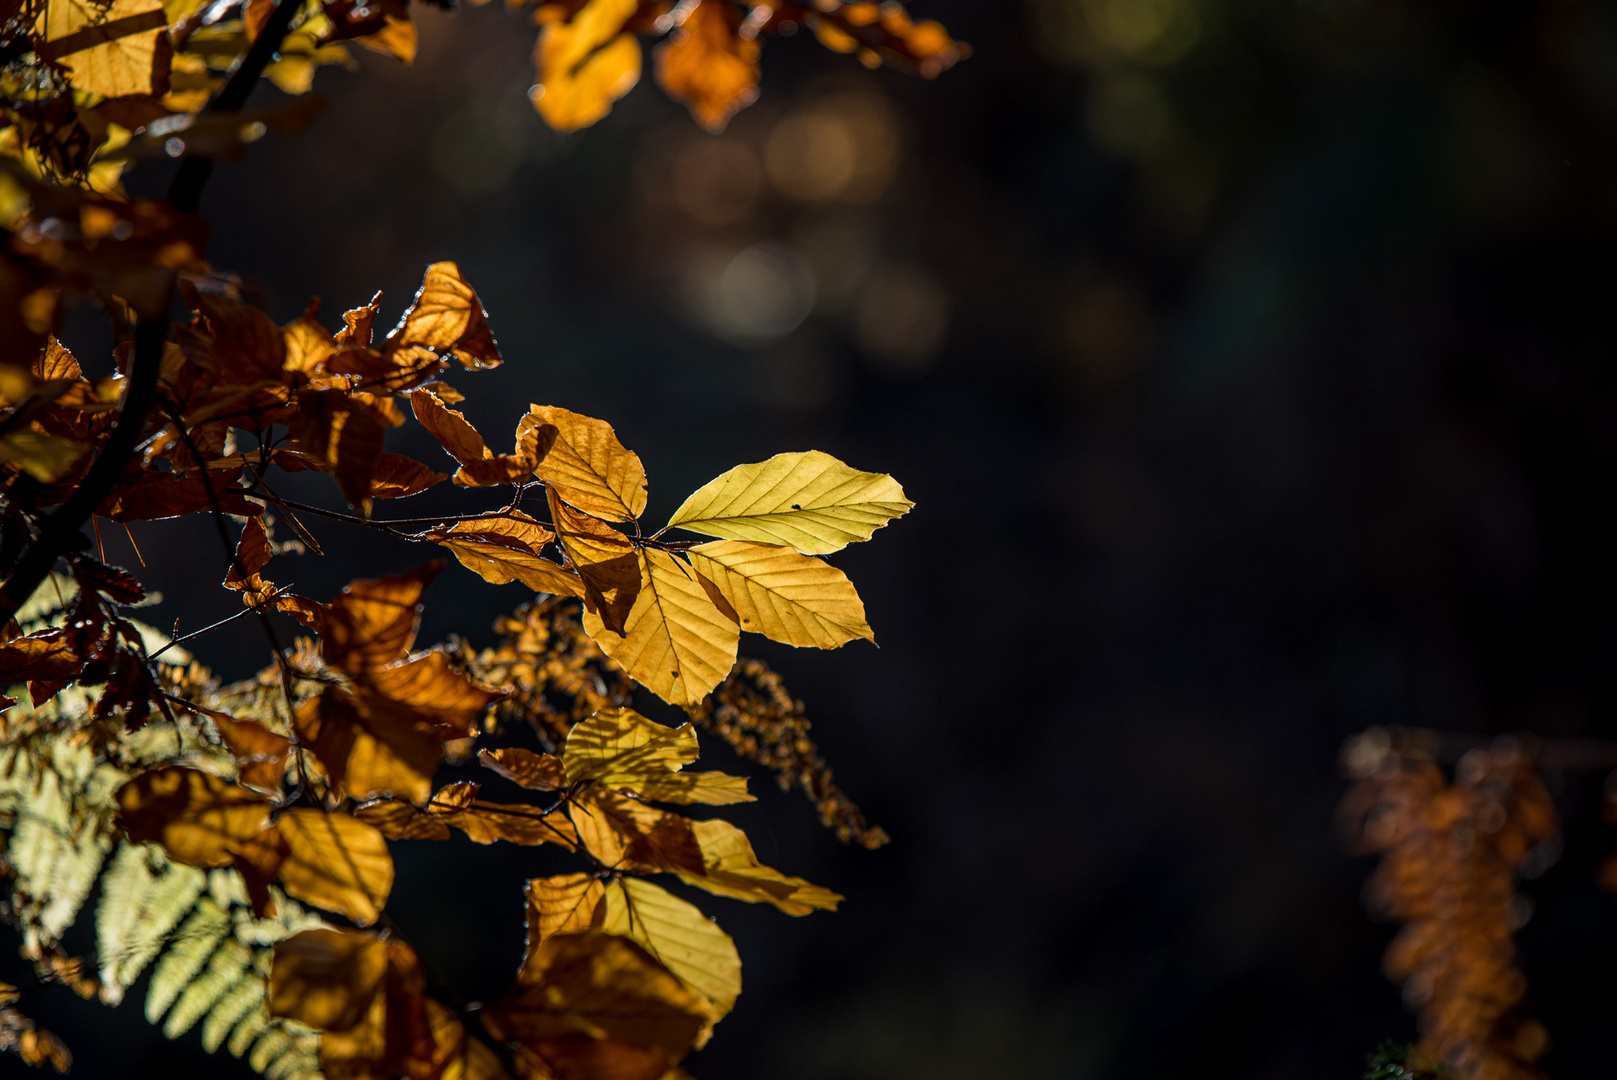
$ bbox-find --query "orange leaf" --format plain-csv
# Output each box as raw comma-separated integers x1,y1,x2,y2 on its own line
654,0,759,132
206,708,292,793
295,689,442,805
569,790,705,876
480,747,568,792
115,766,276,868
320,563,440,675
487,932,710,1064
275,809,395,926
0,629,81,683
267,927,390,1031
526,405,648,523
520,875,607,977
363,650,503,737
369,453,447,499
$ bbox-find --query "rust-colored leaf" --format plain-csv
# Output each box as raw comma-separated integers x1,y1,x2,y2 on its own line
488,931,710,1064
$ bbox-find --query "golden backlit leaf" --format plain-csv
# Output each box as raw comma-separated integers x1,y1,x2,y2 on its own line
428,512,586,597
320,562,439,674
364,650,503,736
387,262,502,371
268,928,390,1032
653,0,759,133
115,766,275,869
370,452,447,498
481,747,569,792
570,790,705,876
549,492,640,634
602,878,740,1021
358,785,577,848
532,0,642,132
563,708,751,806
296,689,442,805
676,818,842,916
686,540,874,649
0,629,81,683
206,707,292,793
664,450,913,554
521,875,607,978
526,405,649,523
488,931,710,1062
580,548,739,707
288,387,387,513
275,809,395,926
35,0,170,98
410,386,494,465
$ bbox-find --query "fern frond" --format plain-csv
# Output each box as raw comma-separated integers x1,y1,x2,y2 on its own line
100,855,325,1080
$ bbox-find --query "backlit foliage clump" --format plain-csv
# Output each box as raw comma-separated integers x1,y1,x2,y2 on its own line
1,0,965,193
1340,732,1558,1080
0,0,951,1071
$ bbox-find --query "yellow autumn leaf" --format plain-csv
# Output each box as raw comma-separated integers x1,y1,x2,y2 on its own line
427,511,586,597
532,0,643,132
521,874,608,978
527,405,649,522
675,818,842,916
275,809,395,926
563,707,752,805
480,747,568,792
580,548,739,707
686,539,874,649
663,450,913,554
35,0,169,98
602,877,741,1022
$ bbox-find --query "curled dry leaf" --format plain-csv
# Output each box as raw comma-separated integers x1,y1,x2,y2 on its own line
676,818,842,916
387,262,502,371
665,450,913,554
357,781,577,848
548,493,640,634
481,746,569,792
428,511,585,597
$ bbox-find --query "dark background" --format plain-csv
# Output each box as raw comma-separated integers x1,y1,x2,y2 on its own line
19,0,1617,1076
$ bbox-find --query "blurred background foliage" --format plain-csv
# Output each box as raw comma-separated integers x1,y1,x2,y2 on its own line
13,0,1617,1076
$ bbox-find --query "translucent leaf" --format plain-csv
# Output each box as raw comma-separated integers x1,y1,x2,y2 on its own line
687,540,874,649
664,450,912,555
